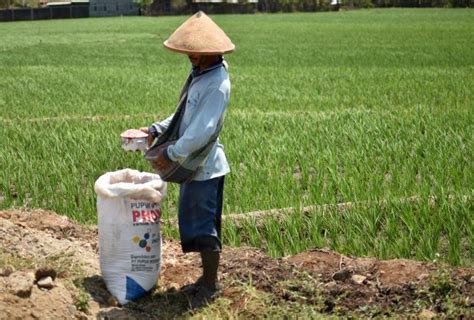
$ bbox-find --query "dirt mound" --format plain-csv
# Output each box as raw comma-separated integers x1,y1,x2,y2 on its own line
0,209,99,277
0,209,472,319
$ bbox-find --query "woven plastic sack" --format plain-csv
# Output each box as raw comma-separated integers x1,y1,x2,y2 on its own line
94,169,167,305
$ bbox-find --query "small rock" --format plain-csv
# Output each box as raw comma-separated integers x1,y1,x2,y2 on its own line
351,274,367,285
7,271,35,298
67,304,77,316
37,276,55,289
324,281,337,289
0,211,11,219
107,296,119,306
0,265,15,277
35,267,57,281
418,309,436,319
30,311,42,319
468,276,474,283
332,269,351,281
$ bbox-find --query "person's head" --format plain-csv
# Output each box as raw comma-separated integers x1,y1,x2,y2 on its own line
187,54,220,70
163,11,234,59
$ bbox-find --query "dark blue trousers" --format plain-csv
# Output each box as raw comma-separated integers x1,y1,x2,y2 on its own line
178,176,224,252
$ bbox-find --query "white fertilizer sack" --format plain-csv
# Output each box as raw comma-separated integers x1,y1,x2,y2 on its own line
94,169,167,305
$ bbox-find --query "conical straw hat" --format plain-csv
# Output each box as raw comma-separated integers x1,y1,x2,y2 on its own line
164,11,235,55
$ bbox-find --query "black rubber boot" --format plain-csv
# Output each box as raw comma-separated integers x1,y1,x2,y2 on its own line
181,251,221,295
201,250,220,290
181,276,204,294
189,251,221,309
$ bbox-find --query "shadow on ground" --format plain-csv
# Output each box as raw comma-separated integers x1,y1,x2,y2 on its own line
82,275,200,319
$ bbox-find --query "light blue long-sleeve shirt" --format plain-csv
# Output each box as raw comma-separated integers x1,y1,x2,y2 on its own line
152,62,231,181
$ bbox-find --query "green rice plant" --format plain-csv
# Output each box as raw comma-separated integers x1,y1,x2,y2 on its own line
222,196,472,267
0,9,472,265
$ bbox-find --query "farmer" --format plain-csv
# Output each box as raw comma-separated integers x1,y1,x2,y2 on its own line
139,11,234,308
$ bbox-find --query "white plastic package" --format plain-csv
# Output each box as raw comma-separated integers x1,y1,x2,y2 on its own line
94,169,167,305
120,129,148,152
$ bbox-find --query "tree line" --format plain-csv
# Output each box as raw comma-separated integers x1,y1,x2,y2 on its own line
146,0,470,16
1,0,470,12
258,0,471,11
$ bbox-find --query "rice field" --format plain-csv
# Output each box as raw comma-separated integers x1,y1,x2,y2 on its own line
0,9,472,266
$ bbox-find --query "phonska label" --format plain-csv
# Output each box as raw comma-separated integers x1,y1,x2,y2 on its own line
130,202,161,226
130,230,160,271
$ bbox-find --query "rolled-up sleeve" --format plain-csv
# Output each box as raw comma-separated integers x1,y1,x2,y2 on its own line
167,86,227,162
152,113,174,134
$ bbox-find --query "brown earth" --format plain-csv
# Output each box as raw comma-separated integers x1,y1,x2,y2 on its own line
0,209,472,319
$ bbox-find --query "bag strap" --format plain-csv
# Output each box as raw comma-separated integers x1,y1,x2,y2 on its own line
152,73,193,147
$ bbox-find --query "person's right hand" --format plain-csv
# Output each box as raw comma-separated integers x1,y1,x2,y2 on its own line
139,127,154,146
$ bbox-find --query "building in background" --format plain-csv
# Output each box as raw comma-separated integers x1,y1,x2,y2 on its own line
190,0,258,14
89,0,138,16
45,0,138,17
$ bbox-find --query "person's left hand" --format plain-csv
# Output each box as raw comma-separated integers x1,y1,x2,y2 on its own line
139,127,155,147
154,147,172,171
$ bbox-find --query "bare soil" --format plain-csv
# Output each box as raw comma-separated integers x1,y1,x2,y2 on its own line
0,209,472,319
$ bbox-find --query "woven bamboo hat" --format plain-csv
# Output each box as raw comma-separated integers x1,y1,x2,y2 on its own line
163,11,235,55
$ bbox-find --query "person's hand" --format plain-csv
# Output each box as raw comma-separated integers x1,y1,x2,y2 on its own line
139,127,154,147
154,147,172,171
